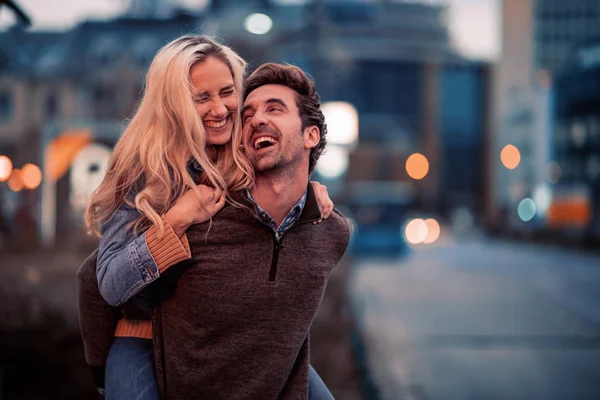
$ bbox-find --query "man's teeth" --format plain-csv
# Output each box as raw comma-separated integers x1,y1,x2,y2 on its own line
254,137,277,150
204,119,227,129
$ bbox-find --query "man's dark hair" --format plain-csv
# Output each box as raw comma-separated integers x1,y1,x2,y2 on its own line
243,63,327,174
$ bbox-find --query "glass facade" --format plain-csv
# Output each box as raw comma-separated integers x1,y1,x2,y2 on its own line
554,57,600,235
437,64,488,211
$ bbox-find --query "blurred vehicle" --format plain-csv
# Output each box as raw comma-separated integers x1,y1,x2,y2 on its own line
340,181,415,258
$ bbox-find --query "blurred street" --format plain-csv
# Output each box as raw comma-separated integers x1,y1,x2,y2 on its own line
350,237,600,400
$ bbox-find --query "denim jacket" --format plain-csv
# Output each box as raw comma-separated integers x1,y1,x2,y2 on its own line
96,161,203,307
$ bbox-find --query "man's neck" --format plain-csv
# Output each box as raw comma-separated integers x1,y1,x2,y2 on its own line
250,173,308,227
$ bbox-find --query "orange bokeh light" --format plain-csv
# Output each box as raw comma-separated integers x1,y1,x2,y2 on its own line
7,168,24,192
22,163,43,189
406,153,429,180
501,144,521,170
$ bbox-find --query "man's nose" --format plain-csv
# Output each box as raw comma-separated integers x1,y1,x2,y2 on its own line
249,110,268,128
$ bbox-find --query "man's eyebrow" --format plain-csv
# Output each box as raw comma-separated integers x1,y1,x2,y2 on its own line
265,98,288,109
241,97,288,116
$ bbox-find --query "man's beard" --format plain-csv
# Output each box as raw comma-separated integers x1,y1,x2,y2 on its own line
251,152,284,174
251,131,303,177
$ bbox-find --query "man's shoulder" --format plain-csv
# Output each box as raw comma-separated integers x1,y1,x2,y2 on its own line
328,208,349,227
320,208,351,242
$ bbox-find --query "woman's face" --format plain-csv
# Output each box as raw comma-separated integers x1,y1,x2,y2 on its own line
190,56,238,146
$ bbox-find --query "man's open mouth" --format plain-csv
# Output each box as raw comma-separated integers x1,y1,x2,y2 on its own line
253,136,278,151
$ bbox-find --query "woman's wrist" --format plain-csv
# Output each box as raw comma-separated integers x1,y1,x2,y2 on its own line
164,207,191,237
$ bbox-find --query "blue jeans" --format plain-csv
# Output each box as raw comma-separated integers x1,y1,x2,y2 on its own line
106,338,334,399
105,338,159,400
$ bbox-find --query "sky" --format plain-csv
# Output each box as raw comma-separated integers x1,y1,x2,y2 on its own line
0,0,500,61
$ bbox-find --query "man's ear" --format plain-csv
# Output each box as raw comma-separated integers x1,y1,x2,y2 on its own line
303,126,320,149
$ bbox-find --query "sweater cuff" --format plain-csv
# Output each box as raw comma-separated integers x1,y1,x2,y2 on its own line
145,215,191,274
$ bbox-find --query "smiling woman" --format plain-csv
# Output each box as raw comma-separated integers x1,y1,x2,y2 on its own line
190,56,238,146
80,34,254,400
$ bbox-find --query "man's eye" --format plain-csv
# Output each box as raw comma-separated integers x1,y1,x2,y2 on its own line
268,107,282,113
195,97,209,104
222,90,234,96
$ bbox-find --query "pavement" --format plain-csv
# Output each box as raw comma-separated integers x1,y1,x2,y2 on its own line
349,236,600,400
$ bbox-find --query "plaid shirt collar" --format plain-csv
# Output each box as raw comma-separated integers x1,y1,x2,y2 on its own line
245,189,307,242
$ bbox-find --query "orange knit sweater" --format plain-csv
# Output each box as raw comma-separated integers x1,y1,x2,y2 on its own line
113,215,191,339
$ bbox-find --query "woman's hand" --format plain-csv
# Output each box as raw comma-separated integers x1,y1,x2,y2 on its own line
165,185,225,237
310,181,334,224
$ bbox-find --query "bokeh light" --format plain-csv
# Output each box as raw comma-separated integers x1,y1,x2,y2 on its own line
533,184,552,215
315,146,349,179
501,144,521,170
244,13,273,35
404,218,428,244
423,218,441,244
545,161,561,184
0,155,13,182
406,153,429,180
322,102,359,147
518,198,537,222
7,168,24,192
21,163,43,189
571,122,586,147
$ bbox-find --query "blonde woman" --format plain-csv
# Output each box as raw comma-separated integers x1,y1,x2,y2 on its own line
82,35,334,400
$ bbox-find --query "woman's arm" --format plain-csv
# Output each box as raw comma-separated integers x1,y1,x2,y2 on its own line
96,205,191,306
96,184,225,306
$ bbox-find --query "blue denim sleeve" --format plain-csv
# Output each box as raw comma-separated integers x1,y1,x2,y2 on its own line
96,205,160,307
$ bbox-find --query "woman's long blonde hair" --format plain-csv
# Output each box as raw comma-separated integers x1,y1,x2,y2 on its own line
85,35,254,238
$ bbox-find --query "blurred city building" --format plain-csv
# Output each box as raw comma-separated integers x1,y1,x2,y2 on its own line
552,41,600,240
0,0,492,247
535,0,600,76
491,0,600,243
491,0,536,230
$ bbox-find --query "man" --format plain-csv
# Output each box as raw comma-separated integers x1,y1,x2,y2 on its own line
78,63,349,399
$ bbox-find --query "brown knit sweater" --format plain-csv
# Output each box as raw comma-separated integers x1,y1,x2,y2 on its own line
152,187,350,400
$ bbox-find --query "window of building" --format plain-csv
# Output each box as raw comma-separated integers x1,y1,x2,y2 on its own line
0,90,13,122
89,34,122,68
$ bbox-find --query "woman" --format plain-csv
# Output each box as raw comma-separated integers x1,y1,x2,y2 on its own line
83,35,334,400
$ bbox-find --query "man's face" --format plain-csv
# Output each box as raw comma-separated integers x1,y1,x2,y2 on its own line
241,84,308,174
